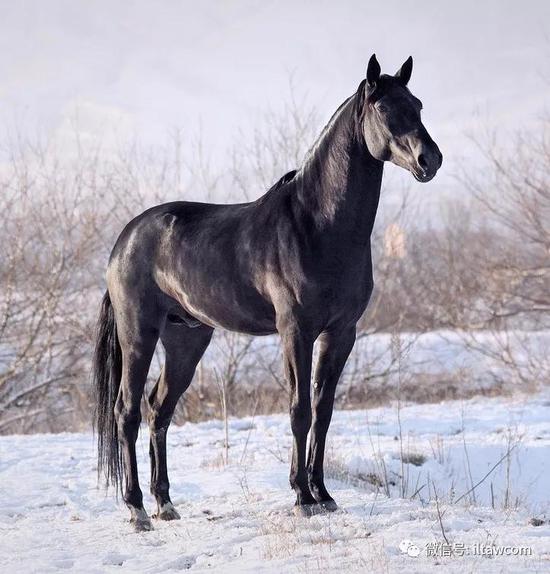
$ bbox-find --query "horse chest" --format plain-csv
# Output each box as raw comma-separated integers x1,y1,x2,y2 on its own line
307,254,373,322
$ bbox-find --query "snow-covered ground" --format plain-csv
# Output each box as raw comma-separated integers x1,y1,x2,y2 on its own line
1,392,549,573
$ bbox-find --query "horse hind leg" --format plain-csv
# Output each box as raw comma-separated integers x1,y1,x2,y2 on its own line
148,321,213,520
114,308,161,532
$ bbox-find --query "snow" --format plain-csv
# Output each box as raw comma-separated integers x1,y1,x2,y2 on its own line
1,392,550,572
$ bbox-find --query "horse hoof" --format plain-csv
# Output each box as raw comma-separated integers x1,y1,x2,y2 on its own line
318,499,338,512
133,518,154,532
293,503,324,518
130,507,154,532
153,502,181,521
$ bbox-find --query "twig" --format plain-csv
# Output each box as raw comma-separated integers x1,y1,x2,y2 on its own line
454,444,518,505
432,480,449,545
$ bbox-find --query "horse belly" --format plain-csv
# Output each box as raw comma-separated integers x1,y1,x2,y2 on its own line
185,296,277,335
159,269,277,335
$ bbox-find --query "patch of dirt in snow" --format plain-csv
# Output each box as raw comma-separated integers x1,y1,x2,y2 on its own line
1,392,550,573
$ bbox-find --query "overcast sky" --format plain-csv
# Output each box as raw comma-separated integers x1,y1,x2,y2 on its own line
1,0,549,197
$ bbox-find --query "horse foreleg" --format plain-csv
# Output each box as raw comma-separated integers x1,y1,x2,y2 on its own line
307,325,356,511
279,320,318,515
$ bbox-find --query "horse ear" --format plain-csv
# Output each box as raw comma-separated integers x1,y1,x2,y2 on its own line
395,56,413,86
366,54,381,90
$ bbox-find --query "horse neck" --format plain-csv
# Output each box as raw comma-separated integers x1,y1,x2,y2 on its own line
295,93,383,241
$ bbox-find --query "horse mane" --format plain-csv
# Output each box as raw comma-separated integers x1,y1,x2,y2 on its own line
299,83,367,180
270,169,297,191
256,83,365,208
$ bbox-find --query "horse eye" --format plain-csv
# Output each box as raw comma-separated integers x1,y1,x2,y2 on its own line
376,104,389,114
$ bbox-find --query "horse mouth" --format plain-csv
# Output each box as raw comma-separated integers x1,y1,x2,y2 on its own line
413,169,435,183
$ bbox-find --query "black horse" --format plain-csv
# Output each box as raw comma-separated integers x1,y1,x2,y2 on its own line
93,55,442,531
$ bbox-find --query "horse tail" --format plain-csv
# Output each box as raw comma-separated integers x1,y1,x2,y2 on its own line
92,291,123,492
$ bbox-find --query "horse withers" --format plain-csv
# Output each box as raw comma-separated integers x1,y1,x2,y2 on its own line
93,54,442,531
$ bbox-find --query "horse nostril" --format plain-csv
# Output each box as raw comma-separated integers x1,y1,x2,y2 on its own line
417,154,428,170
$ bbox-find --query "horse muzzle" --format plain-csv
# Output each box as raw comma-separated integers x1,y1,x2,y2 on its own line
412,145,443,183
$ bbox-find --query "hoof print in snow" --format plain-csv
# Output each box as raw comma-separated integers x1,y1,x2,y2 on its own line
165,555,196,570
103,552,130,567
202,509,223,521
